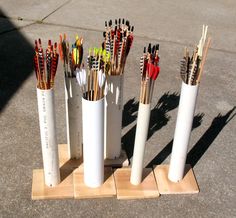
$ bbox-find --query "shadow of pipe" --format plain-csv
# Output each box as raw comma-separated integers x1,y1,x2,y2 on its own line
186,107,236,168
122,98,139,128
146,113,204,168
0,8,34,113
122,92,180,160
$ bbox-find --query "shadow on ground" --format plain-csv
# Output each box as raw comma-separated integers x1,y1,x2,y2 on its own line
0,8,34,113
122,92,180,160
186,106,236,167
146,107,236,168
146,113,204,167
122,98,139,128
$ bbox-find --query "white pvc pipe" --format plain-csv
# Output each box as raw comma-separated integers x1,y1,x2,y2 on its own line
82,97,104,188
37,88,60,187
130,103,151,185
64,76,82,159
168,82,199,182
104,75,124,159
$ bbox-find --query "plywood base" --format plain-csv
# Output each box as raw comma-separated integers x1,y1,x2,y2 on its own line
59,144,128,168
32,143,81,200
58,144,82,168
104,150,129,167
153,165,199,194
114,168,159,199
74,167,116,199
31,168,74,200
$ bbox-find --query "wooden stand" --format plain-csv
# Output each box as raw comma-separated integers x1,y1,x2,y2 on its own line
31,168,74,200
114,168,159,199
104,150,129,167
31,144,81,200
73,167,116,199
153,164,199,194
58,144,82,168
32,144,200,200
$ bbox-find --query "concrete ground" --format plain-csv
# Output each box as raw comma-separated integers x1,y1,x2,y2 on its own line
0,0,235,217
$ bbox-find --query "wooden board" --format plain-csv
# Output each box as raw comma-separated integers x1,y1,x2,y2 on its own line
31,144,80,200
31,168,74,200
104,150,129,167
74,167,116,199
58,144,82,168
59,144,128,168
58,143,70,166
153,164,199,194
114,168,159,200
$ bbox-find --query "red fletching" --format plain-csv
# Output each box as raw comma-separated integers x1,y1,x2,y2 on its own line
152,66,160,80
155,56,159,64
58,36,63,61
148,63,154,78
58,43,63,61
111,30,115,39
115,30,121,56
34,38,59,89
126,35,133,56
51,53,58,80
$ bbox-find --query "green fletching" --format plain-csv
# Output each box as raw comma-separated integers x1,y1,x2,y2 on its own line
93,47,98,56
89,48,92,55
99,47,103,56
102,49,107,58
107,52,111,61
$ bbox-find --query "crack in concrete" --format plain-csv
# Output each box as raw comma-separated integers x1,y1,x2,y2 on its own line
37,21,236,55
41,0,72,21
0,15,236,55
0,0,72,36
0,22,37,35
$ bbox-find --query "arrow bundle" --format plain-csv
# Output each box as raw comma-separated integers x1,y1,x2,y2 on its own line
76,47,111,101
102,18,134,75
139,43,160,104
34,39,59,89
58,34,69,76
59,34,84,77
180,25,211,85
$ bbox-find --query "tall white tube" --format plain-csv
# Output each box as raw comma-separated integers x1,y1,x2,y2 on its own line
104,75,124,159
168,82,199,182
64,77,82,159
37,88,60,187
82,97,104,188
130,103,151,185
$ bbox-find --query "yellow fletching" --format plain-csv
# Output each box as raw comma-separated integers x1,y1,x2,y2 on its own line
102,49,106,57
73,48,77,64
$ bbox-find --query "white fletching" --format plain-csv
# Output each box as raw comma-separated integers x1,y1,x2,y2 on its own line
81,69,87,85
76,68,87,87
76,69,83,87
198,24,208,57
98,70,106,88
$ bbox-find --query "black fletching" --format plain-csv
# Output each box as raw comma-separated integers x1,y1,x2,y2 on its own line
148,43,151,53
